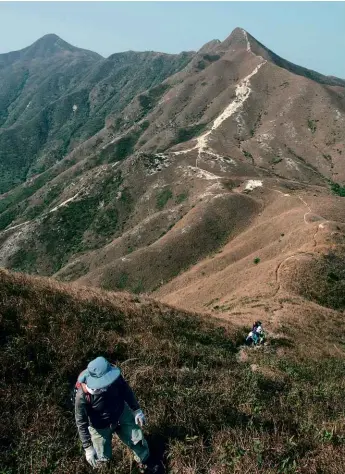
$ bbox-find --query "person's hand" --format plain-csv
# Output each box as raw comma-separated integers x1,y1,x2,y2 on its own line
85,446,97,468
134,409,146,427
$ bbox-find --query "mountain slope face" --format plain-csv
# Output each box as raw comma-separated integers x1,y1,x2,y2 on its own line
0,28,345,325
0,34,193,192
2,269,345,474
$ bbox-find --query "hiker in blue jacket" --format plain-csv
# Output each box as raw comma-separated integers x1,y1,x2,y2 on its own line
245,321,265,345
75,356,159,473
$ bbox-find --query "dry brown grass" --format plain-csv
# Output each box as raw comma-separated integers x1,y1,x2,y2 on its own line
73,191,260,294
2,269,345,473
153,189,345,327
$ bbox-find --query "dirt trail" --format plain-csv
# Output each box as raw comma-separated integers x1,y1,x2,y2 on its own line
268,194,329,326
171,59,266,170
273,195,324,295
2,220,31,233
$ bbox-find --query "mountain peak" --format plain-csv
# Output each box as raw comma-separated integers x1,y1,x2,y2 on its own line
0,34,103,63
220,27,251,51
26,34,80,58
38,33,60,42
33,33,63,49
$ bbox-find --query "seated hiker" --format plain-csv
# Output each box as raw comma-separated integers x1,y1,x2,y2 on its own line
246,321,265,345
253,320,264,342
75,356,159,473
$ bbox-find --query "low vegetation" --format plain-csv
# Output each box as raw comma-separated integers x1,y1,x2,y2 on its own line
330,181,345,197
0,42,194,193
110,132,141,162
156,188,173,210
138,84,171,117
1,269,345,474
243,150,253,160
175,124,206,144
307,119,317,134
202,54,221,62
7,171,132,275
175,192,188,204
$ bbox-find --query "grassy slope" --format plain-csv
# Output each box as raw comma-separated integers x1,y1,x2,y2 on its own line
1,269,345,474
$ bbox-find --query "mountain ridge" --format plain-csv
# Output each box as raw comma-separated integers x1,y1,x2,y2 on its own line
0,33,102,67
0,27,344,324
3,28,344,81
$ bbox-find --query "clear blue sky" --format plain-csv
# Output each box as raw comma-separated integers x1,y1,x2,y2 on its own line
1,2,344,78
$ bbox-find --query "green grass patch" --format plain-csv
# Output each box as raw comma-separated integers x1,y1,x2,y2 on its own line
116,272,129,289
175,124,206,144
330,181,345,197
243,150,253,160
132,279,144,294
138,84,170,117
156,188,173,210
91,205,119,238
175,192,188,204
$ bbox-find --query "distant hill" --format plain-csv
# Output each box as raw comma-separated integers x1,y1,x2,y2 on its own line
0,28,344,322
0,34,193,192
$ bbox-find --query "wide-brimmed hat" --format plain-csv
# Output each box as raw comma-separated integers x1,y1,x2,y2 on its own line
85,356,121,389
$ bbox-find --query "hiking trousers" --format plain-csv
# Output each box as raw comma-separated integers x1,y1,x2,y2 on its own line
88,403,149,463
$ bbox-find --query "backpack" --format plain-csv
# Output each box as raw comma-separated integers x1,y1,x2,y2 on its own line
70,374,91,408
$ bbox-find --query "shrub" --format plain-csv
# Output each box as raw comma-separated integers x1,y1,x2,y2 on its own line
138,84,170,116
132,279,144,294
156,188,173,210
112,134,138,161
196,60,206,70
243,150,253,160
116,272,129,289
10,196,100,274
330,182,345,197
254,257,261,264
91,205,119,237
175,124,206,144
175,192,188,204
203,54,221,62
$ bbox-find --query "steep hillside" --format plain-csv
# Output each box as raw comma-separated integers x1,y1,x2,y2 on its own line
0,35,193,192
154,187,345,316
0,28,344,318
2,269,345,473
